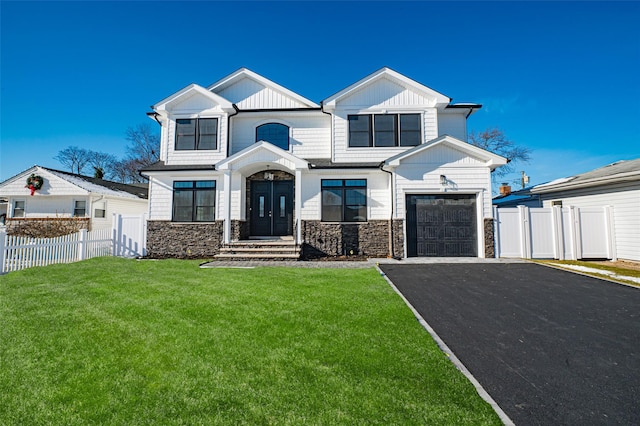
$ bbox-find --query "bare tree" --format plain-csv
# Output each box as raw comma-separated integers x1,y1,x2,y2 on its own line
125,124,160,169
112,158,145,184
468,128,531,178
88,151,118,180
54,146,91,174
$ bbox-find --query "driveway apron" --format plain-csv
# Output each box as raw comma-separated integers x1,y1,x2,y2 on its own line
379,263,640,425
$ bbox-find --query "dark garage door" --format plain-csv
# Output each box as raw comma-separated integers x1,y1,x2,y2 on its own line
406,194,477,257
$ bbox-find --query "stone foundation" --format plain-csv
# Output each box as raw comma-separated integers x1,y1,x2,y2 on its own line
484,218,495,258
5,217,90,237
230,220,249,241
146,221,223,259
301,220,403,259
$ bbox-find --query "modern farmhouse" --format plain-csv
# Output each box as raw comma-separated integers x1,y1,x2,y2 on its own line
141,68,507,259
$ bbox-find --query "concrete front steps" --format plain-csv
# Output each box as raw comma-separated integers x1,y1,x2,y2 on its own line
214,237,301,261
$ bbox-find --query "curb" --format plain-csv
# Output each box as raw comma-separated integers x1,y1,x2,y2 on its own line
375,265,515,426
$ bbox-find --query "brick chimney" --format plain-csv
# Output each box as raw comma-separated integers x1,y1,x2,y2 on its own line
499,183,511,196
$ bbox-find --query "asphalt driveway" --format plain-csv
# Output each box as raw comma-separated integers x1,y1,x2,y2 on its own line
379,263,640,425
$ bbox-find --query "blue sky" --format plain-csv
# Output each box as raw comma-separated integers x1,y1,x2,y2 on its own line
2,1,639,190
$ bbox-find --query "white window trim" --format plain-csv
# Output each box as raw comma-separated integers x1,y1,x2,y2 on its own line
73,199,88,217
171,114,223,153
12,198,26,218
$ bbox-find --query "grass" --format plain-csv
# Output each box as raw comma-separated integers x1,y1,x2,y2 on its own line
534,259,640,286
0,258,501,425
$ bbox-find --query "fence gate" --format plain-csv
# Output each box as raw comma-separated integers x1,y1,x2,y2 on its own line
494,206,615,260
112,213,147,258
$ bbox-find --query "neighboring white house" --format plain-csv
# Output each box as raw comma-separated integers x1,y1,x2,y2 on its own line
531,158,640,261
141,67,507,259
0,166,148,234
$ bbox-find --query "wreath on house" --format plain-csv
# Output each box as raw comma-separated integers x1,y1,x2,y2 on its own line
26,174,44,196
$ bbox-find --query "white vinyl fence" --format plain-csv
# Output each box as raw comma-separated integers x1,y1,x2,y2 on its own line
0,213,147,274
494,206,616,260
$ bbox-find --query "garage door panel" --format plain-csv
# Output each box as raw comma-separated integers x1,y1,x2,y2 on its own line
407,194,477,257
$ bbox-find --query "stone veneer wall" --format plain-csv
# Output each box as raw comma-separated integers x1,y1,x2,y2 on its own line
146,221,223,259
484,218,495,258
230,220,249,241
5,218,90,237
301,220,403,259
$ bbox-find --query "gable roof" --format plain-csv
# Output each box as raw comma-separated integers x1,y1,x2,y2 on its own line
0,166,148,199
216,141,309,172
382,135,508,169
152,83,235,112
322,67,451,110
208,68,319,109
532,158,640,193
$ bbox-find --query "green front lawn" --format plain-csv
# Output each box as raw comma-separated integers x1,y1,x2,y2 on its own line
0,258,500,425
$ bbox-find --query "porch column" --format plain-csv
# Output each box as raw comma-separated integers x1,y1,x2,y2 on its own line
295,168,302,245
223,170,232,244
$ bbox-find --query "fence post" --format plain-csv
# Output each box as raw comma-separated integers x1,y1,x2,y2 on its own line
568,206,580,260
604,205,617,261
78,229,88,261
112,213,121,257
552,206,564,260
139,213,147,257
518,206,531,259
493,206,501,259
0,231,6,274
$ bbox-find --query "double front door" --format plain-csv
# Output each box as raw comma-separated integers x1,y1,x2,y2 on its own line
250,180,294,236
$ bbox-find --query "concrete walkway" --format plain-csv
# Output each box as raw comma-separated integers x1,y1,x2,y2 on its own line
200,257,526,269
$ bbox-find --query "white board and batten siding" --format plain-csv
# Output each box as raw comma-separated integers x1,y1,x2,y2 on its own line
539,181,640,261
300,171,390,221
217,77,309,110
229,113,331,158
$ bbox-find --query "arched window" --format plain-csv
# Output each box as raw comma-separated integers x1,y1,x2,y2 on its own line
256,123,289,150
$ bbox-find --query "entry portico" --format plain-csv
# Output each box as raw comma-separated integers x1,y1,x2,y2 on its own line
215,141,308,245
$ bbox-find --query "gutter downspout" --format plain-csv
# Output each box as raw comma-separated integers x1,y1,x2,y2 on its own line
380,164,397,259
226,104,240,158
320,101,334,164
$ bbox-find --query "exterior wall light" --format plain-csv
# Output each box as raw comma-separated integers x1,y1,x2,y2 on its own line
440,175,447,185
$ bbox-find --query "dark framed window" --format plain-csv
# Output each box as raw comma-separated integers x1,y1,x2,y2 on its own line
321,179,367,222
256,123,290,150
348,113,421,147
399,114,421,146
172,181,216,222
175,118,218,150
348,115,372,147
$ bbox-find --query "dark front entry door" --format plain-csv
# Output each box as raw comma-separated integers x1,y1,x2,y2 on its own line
250,180,294,236
406,194,477,257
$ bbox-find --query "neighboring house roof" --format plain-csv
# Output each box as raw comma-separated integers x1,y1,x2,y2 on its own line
0,166,148,199
492,187,541,207
532,158,640,193
208,68,320,109
382,135,507,170
322,67,451,110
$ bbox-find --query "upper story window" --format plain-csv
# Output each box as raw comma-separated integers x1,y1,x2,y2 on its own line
172,181,216,222
175,118,218,151
256,123,289,150
348,114,421,148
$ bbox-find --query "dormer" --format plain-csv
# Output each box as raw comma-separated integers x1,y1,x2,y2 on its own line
151,84,236,165
323,67,480,163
